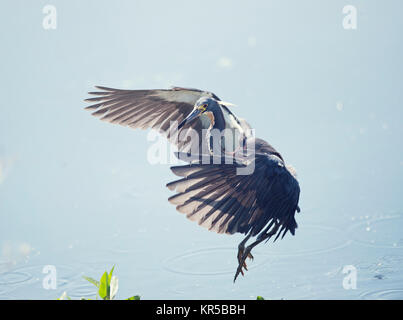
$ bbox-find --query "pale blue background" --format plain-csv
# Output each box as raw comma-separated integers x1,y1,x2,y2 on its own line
0,0,402,299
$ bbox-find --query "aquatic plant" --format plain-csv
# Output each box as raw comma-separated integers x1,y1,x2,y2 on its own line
58,265,140,300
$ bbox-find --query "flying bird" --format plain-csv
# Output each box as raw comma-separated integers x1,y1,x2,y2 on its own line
85,86,301,282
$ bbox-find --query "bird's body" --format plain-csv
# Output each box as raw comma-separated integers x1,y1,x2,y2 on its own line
85,86,301,282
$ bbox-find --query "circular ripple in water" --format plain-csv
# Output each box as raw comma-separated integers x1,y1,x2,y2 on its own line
0,271,33,285
65,283,96,299
163,247,274,276
163,225,349,276
360,289,403,300
0,264,78,293
348,215,403,248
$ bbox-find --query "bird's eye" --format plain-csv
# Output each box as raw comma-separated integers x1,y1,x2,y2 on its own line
199,104,207,111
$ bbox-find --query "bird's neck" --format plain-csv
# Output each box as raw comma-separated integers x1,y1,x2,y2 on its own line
211,108,225,131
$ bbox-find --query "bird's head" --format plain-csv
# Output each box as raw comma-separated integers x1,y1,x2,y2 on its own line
178,97,219,129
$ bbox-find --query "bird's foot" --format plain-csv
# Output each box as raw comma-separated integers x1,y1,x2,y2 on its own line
234,247,253,282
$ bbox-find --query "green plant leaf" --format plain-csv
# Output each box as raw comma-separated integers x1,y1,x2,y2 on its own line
256,296,265,300
108,265,115,285
56,264,142,301
83,276,100,288
98,271,110,300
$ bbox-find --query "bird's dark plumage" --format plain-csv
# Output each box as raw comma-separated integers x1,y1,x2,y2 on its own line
167,140,300,239
85,85,301,282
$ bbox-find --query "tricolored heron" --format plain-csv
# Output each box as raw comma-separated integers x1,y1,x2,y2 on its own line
85,86,301,282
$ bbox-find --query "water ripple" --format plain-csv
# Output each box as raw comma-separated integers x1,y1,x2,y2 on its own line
163,224,350,276
0,271,33,286
65,283,96,299
360,289,403,300
163,246,267,276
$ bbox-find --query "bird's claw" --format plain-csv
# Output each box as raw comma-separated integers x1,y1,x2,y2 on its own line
234,248,253,282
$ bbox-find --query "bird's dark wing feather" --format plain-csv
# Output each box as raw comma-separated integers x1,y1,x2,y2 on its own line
85,86,219,151
166,152,300,241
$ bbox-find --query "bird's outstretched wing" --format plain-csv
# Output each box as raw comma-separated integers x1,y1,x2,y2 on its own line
85,86,220,151
167,152,300,241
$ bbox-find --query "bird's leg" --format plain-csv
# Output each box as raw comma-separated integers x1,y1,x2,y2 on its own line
236,233,252,276
233,238,265,283
233,223,281,283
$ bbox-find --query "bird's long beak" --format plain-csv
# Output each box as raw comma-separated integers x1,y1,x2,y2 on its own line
178,109,202,130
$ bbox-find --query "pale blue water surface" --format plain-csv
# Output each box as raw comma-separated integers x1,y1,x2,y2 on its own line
0,0,402,299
